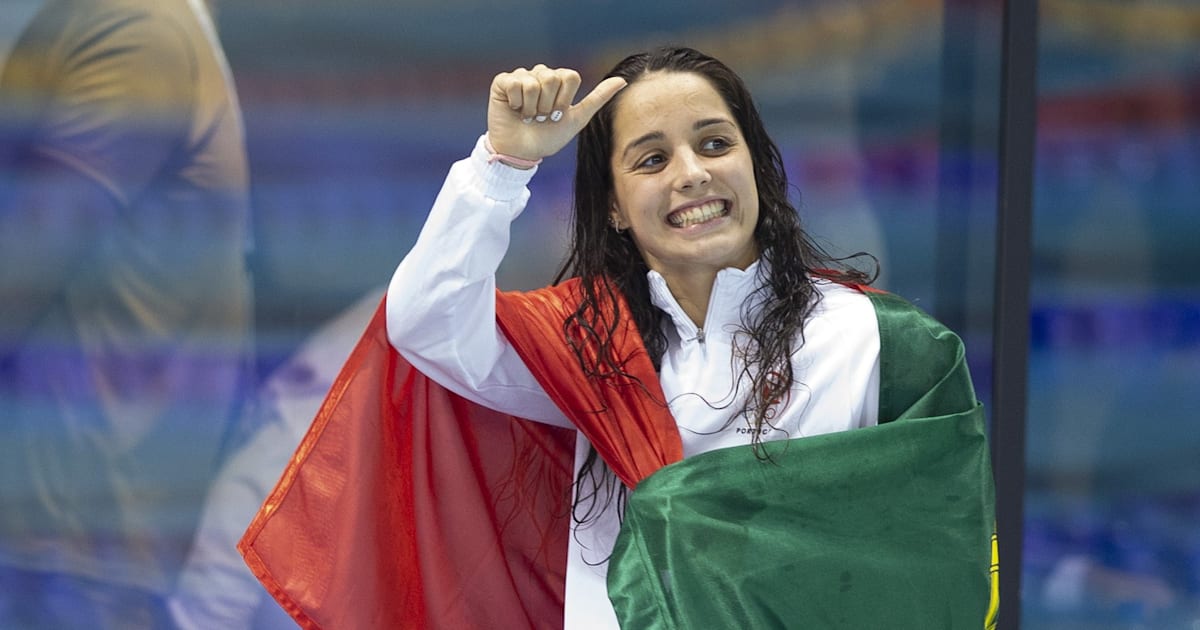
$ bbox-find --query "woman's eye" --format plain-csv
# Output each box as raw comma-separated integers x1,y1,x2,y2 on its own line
702,137,731,152
637,154,665,169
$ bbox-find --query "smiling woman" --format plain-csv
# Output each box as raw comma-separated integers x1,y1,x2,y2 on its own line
239,46,998,630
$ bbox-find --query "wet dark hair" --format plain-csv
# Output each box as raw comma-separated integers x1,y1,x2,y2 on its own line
553,46,873,524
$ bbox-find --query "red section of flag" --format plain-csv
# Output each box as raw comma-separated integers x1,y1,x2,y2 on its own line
239,297,574,629
495,279,682,489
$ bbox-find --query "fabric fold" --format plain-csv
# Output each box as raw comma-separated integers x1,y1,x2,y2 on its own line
603,288,997,629
495,279,683,488
238,297,575,629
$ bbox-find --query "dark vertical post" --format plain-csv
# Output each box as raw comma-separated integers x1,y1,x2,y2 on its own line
993,0,1037,628
934,0,977,337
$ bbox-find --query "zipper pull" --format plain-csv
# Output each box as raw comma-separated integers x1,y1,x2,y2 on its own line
693,328,705,344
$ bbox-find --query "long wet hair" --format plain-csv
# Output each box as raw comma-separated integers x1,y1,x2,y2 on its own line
552,47,873,525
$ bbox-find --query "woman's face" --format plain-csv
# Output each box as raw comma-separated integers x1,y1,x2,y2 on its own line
608,71,759,280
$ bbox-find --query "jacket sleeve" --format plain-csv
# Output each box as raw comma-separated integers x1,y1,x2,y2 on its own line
386,134,569,427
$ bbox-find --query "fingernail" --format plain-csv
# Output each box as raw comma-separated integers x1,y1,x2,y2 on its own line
535,114,548,122
550,110,563,122
522,117,533,124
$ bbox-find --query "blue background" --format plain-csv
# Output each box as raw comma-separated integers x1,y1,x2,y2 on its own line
2,0,1197,627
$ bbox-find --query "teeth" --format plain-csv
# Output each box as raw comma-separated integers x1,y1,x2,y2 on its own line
668,200,727,227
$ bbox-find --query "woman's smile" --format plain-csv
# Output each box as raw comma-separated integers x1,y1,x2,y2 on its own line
666,199,730,228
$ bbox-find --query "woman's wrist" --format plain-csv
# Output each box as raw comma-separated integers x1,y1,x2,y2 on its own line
483,134,543,170
470,134,537,201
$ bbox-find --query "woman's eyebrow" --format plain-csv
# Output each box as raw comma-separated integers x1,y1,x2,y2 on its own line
621,131,664,160
694,117,734,130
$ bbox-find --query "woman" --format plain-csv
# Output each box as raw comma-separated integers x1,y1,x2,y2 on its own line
242,47,996,629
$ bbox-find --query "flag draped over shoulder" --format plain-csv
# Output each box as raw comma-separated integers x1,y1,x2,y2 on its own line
239,282,997,629
493,278,682,487
237,298,576,629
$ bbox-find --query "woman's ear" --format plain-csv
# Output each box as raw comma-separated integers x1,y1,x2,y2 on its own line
608,204,627,233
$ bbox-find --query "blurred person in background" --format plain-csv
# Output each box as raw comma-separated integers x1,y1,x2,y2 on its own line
0,0,253,627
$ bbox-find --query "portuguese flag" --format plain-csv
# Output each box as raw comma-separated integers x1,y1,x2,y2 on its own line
239,281,998,628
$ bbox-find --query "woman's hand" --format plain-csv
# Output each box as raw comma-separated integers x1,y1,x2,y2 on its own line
487,64,626,165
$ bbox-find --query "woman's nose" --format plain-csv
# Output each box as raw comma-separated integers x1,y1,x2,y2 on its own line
674,151,711,190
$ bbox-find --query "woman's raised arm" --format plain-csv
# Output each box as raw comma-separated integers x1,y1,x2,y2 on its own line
385,66,624,426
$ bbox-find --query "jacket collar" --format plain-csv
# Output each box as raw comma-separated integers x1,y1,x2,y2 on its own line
645,260,765,343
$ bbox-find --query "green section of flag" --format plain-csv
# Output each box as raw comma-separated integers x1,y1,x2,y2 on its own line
607,290,996,629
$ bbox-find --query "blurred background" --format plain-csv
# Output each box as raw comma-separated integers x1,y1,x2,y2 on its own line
1,0,1197,628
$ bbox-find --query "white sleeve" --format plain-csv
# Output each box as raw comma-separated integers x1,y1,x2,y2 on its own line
386,135,570,427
